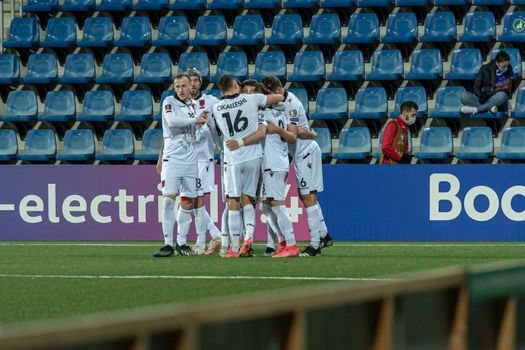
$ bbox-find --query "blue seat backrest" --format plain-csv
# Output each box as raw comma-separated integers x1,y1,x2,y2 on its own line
82,16,114,43
82,90,115,115
339,127,371,152
195,15,226,40
316,88,348,113
422,11,456,39
44,17,77,43
355,87,387,113
461,127,493,152
385,12,417,39
420,127,453,152
347,13,379,40
141,129,163,154
393,86,427,114
309,13,341,38
502,12,525,37
24,129,56,155
270,14,303,41
178,52,209,78
6,91,37,115
254,51,286,78
313,127,331,154
120,90,153,115
371,50,403,74
449,49,482,73
44,90,76,115
410,48,442,74
288,88,309,114
232,15,264,40
26,53,58,78
332,50,364,75
501,127,525,152
101,129,134,154
101,53,133,78
0,54,20,80
63,53,95,78
157,16,189,41
463,11,495,35
7,18,39,44
62,129,95,154
119,16,151,41
216,52,248,76
293,50,325,76
434,86,465,112
140,52,171,77
0,130,18,156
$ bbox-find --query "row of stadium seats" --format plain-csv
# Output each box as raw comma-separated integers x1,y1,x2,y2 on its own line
1,46,521,91
4,125,525,163
8,12,525,52
21,0,525,15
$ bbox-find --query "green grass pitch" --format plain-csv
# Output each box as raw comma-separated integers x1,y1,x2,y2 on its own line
1,241,524,326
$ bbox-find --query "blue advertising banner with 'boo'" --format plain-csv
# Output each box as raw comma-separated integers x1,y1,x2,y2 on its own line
320,165,525,241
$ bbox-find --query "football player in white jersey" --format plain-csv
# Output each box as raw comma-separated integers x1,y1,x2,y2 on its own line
153,73,208,258
209,74,285,258
186,68,222,255
261,76,333,257
255,84,301,258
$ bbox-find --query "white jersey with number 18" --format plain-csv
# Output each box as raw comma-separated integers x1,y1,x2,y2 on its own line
211,93,267,165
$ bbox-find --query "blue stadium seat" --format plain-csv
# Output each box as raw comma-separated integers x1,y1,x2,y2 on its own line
471,0,505,4
78,16,114,49
288,50,325,82
228,15,265,46
433,0,466,3
390,86,427,118
77,90,115,122
3,18,40,49
395,0,429,4
333,127,372,160
405,48,442,81
153,16,189,47
414,127,453,159
22,53,58,85
455,127,493,160
169,0,206,10
366,50,403,81
511,0,525,4
511,87,525,118
96,0,132,11
96,53,134,85
133,0,169,11
313,127,331,159
496,127,525,159
135,52,172,84
490,48,521,79
57,129,95,161
267,14,303,45
459,11,496,42
499,12,525,42
343,13,379,44
244,0,281,8
39,90,76,122
208,0,243,9
205,89,221,100
23,0,58,13
327,50,364,82
41,17,77,48
283,0,319,8
320,0,353,6
18,129,57,162
311,88,348,120
60,53,96,84
1,91,38,122
252,51,286,81
116,90,153,122
0,54,20,85
178,52,210,82
382,12,418,43
288,88,309,114
420,11,456,43
445,49,482,80
211,52,248,83
429,86,465,118
115,16,152,48
155,89,174,121
305,14,341,45
96,129,134,161
189,16,227,47
0,130,18,161
356,0,391,6
61,0,95,12
135,128,163,161
350,87,388,119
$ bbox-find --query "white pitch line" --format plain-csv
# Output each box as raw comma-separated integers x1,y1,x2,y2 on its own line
0,274,398,282
1,242,525,248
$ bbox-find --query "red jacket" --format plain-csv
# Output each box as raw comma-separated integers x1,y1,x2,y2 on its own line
381,116,409,163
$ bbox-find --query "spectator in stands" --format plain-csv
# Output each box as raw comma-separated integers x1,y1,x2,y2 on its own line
460,51,512,115
379,101,417,164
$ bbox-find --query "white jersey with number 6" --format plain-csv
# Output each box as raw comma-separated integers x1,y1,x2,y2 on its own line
211,93,267,165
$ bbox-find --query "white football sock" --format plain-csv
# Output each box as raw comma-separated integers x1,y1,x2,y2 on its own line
272,205,296,246
205,208,221,240
306,204,321,249
162,197,176,247
193,207,207,250
176,207,193,246
228,210,241,252
317,203,328,238
221,206,230,248
242,204,256,241
266,226,276,249
262,203,283,244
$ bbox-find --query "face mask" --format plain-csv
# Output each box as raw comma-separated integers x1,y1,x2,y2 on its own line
405,117,416,126
498,64,508,73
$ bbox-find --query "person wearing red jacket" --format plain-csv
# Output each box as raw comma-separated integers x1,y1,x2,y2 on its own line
380,101,418,164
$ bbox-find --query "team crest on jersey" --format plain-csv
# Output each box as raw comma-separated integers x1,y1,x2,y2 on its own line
164,104,172,112
289,109,297,117
307,163,312,169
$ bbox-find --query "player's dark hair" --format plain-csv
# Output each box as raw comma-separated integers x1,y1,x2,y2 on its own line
400,101,419,114
217,74,236,92
185,68,201,81
495,51,511,63
174,73,190,82
241,79,259,89
260,76,283,93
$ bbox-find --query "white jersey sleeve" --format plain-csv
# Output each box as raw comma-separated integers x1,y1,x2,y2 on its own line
193,93,220,161
161,96,198,164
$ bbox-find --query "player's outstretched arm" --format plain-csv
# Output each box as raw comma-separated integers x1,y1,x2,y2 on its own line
297,126,317,140
226,124,267,151
264,94,285,107
267,122,297,144
156,142,164,174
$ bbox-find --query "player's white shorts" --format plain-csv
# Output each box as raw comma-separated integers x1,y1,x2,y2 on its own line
197,159,215,196
261,170,288,201
161,160,198,198
226,158,262,198
294,143,323,195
